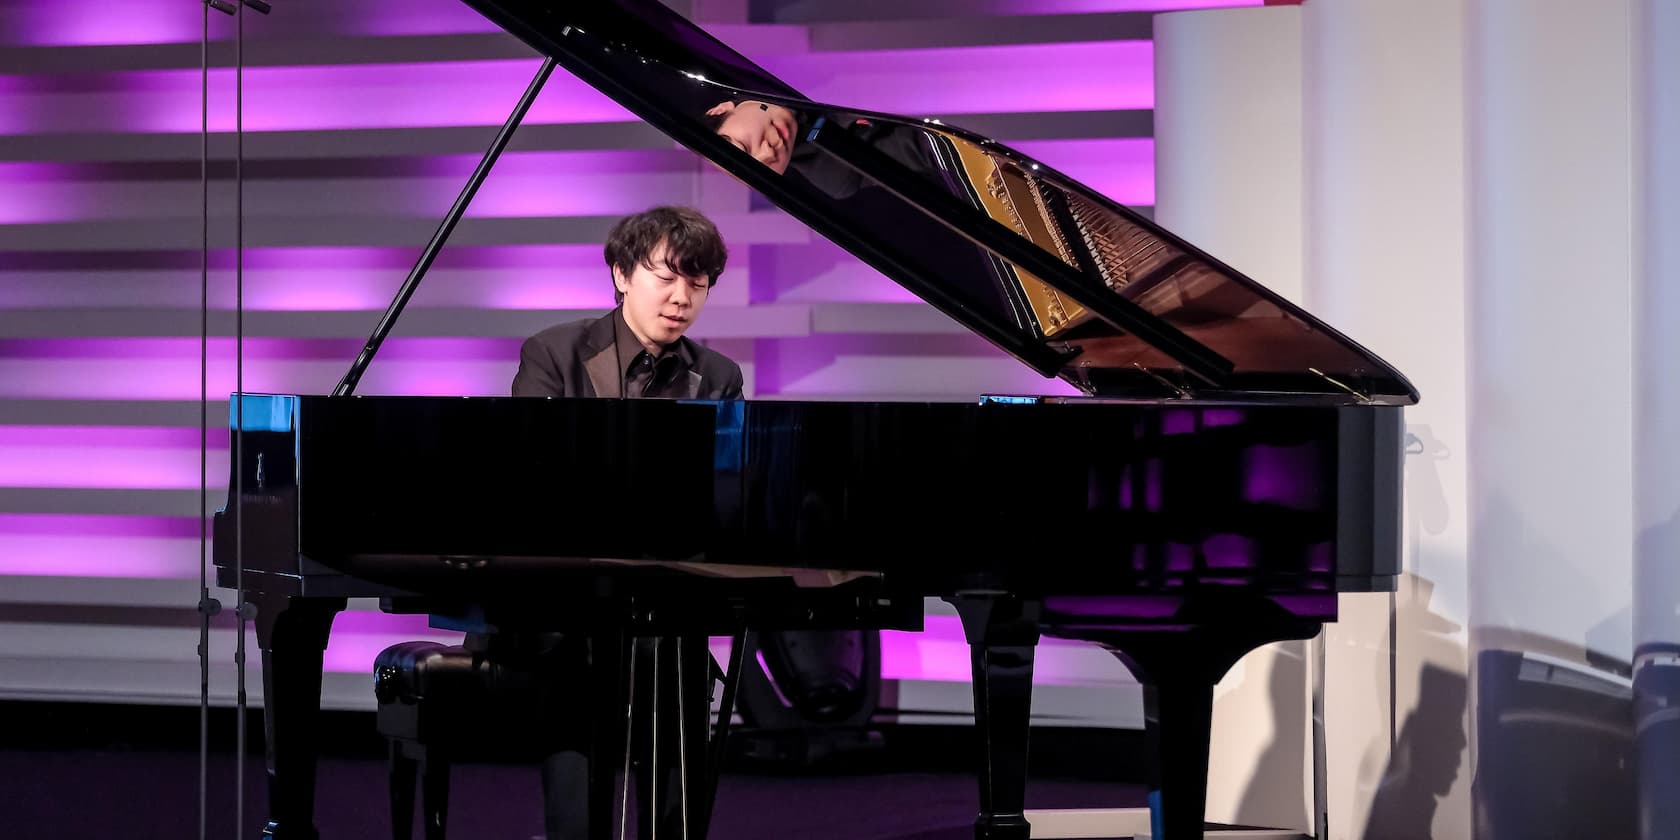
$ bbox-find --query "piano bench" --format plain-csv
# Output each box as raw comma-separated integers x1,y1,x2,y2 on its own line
373,640,581,840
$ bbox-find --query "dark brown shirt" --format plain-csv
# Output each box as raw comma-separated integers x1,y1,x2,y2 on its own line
611,308,698,399
511,309,743,400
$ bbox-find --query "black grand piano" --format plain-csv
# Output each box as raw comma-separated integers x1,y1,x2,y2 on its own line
213,1,1416,838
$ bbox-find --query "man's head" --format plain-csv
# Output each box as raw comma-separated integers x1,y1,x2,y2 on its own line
603,206,728,351
706,100,798,174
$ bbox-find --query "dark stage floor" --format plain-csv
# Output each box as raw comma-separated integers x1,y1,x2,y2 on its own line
0,701,1148,839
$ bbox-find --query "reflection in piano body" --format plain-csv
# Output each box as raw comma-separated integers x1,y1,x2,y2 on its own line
212,2,1416,839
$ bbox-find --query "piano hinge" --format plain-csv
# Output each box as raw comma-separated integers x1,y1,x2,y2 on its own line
1309,367,1373,404
1132,363,1193,400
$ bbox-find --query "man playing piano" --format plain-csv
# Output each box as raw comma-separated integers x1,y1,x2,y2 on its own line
508,204,738,839
514,204,743,400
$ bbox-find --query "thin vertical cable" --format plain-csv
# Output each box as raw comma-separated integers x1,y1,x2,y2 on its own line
197,3,212,839
618,639,639,840
650,637,660,840
676,640,688,840
232,1,248,835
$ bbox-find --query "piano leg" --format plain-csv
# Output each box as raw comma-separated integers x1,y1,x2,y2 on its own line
251,592,346,840
587,629,625,840
1141,680,1215,840
1095,606,1323,840
951,596,1042,840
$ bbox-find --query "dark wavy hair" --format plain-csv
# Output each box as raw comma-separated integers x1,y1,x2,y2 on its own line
603,206,728,304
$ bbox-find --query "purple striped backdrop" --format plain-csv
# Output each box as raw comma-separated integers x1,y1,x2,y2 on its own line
0,0,1259,703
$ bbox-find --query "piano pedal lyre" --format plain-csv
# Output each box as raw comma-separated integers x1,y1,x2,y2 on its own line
616,630,693,840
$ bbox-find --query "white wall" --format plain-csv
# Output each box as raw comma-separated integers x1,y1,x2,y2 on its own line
1304,2,1472,838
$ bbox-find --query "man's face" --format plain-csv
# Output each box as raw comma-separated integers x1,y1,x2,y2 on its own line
614,241,710,350
708,100,797,174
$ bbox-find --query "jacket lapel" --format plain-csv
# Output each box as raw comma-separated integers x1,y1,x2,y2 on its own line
678,368,703,400
581,312,621,398
579,311,706,399
582,344,621,398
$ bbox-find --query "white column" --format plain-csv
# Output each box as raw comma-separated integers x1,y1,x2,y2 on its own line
1154,6,1312,833
1633,1,1680,836
1303,1,1471,838
1155,6,1304,298
1467,1,1635,837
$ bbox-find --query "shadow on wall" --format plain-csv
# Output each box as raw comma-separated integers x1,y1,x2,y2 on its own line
1357,575,1466,840
1230,640,1308,830
1361,663,1465,840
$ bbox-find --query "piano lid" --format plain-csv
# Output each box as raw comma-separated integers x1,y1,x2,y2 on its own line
460,0,1418,406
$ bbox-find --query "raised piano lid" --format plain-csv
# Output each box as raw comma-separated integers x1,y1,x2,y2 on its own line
461,0,1418,406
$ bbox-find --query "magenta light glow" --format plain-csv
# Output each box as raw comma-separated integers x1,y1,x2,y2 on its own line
0,514,202,578
316,611,1119,686
8,43,1143,134
2,2,203,47
754,240,925,305
761,41,1153,115
0,0,1256,45
0,426,227,490
0,163,94,224
990,0,1261,11
0,152,696,224
879,616,1118,685
244,245,620,311
2,0,500,46
1243,443,1324,510
460,150,698,218
1010,139,1155,207
321,611,463,674
0,246,619,311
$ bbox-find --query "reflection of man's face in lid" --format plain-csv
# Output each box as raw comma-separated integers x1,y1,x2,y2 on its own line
707,100,797,174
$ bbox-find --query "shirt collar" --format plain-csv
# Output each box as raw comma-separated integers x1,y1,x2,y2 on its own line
613,306,696,375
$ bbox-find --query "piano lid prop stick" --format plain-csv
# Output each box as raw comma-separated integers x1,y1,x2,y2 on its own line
703,627,747,831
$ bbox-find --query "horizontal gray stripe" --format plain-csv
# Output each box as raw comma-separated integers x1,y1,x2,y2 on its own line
0,33,532,75
0,302,992,339
0,399,209,426
0,122,676,164
0,488,213,518
0,215,623,252
809,12,1152,50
